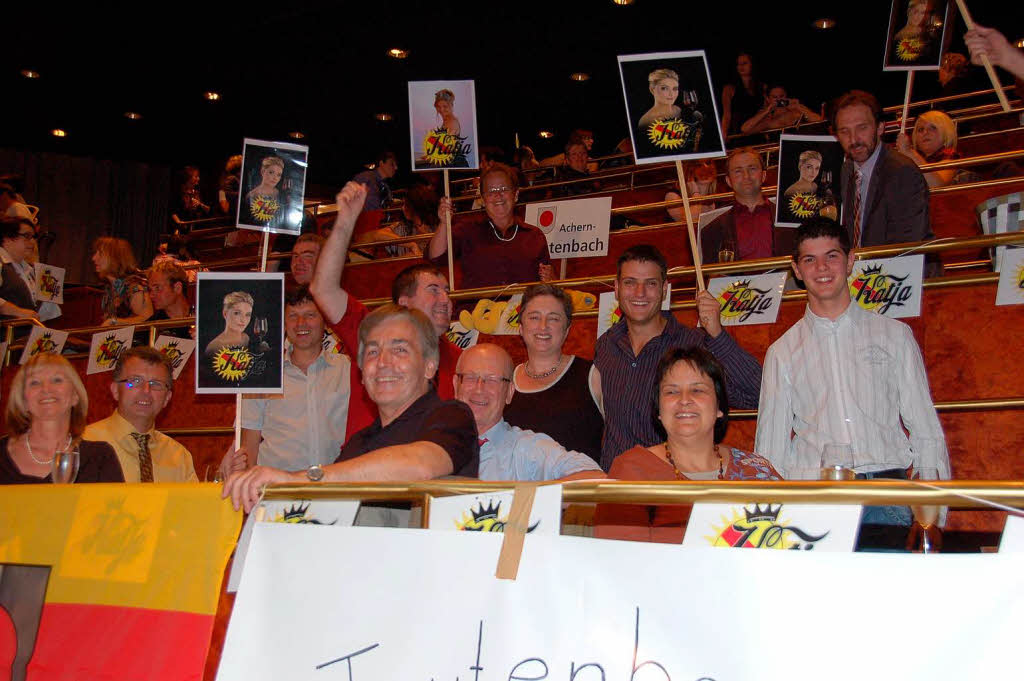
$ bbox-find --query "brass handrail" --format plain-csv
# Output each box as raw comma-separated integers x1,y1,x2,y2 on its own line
880,84,1018,113
259,479,1024,508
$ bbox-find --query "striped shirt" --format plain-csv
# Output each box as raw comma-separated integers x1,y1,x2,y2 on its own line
594,313,763,470
754,302,950,480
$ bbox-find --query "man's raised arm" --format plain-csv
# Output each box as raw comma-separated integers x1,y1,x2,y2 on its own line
311,182,367,325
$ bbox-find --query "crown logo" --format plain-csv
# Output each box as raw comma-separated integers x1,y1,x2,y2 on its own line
731,279,752,289
470,500,502,523
281,502,311,522
744,504,781,523
860,265,883,275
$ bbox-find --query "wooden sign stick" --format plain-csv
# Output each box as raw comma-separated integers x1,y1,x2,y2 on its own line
443,169,455,289
954,0,1011,112
675,160,705,291
899,71,915,137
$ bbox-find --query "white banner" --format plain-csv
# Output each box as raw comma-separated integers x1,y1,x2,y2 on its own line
34,262,65,304
995,248,1024,306
154,334,197,381
707,272,788,326
494,293,523,336
19,326,68,364
445,320,480,350
86,326,134,375
427,486,562,535
219,523,1024,681
1000,515,1024,552
596,288,670,339
227,499,360,592
847,254,924,319
525,197,611,259
683,502,861,552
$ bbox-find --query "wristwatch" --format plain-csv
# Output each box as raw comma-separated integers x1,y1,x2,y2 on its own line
306,464,325,482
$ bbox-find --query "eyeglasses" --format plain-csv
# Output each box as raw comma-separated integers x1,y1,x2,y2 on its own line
483,186,513,201
116,376,170,392
456,373,511,388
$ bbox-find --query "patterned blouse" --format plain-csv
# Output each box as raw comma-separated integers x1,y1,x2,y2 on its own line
101,271,148,321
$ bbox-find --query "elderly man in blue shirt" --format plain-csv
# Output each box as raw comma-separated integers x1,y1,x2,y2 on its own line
454,344,605,482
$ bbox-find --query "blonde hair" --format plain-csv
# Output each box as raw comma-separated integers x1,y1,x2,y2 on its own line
222,291,254,314
92,237,138,279
914,110,957,151
434,89,455,105
261,156,285,171
6,353,89,437
648,68,679,89
798,150,823,165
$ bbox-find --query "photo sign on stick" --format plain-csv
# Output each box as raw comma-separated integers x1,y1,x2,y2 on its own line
774,135,844,228
236,138,308,235
883,0,952,71
195,272,284,394
618,50,725,164
524,196,611,259
847,254,924,319
408,80,479,171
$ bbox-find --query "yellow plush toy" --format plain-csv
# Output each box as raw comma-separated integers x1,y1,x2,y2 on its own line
565,289,597,311
459,298,508,335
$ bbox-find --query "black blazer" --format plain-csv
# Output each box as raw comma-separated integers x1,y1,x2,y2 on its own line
840,145,932,248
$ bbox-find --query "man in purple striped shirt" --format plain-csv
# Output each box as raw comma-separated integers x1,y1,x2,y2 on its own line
593,245,762,470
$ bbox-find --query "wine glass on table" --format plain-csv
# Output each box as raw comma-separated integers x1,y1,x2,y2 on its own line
819,443,856,481
52,445,80,484
252,316,270,353
718,238,736,263
908,467,942,553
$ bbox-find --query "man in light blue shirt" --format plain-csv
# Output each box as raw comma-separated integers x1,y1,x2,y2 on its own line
454,344,604,482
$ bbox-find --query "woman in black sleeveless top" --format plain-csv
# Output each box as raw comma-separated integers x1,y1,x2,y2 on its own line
720,53,766,138
505,284,604,464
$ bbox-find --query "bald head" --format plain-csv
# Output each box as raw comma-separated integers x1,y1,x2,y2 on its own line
454,343,515,433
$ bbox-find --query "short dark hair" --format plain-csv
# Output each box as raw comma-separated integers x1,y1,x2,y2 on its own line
403,184,440,229
0,217,32,243
651,346,730,443
617,244,668,281
831,90,882,130
377,151,397,166
521,283,574,326
113,346,174,385
793,216,850,258
285,284,316,308
391,263,447,303
480,146,506,164
147,259,188,292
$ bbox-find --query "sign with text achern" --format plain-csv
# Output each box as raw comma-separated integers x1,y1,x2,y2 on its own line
525,196,611,259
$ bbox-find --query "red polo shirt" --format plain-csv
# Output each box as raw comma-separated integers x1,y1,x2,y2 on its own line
733,199,775,261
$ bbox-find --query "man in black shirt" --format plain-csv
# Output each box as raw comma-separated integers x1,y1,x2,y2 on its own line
223,298,479,513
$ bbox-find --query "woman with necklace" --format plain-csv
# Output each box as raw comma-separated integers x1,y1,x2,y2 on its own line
594,346,779,543
0,354,123,484
504,284,603,464
430,162,552,290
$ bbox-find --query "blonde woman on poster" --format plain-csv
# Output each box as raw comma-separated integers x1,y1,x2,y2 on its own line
204,291,253,357
434,89,462,137
241,156,285,226
784,150,822,197
638,68,682,130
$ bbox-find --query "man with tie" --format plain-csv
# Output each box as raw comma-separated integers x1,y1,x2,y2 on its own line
834,90,932,251
84,346,197,483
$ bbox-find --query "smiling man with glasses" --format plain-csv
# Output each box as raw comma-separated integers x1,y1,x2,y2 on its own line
455,343,604,482
84,346,197,483
0,217,41,320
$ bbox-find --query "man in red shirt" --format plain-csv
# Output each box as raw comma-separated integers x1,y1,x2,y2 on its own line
312,182,462,437
699,147,795,264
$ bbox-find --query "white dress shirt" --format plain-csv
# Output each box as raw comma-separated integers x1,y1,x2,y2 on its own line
754,301,950,480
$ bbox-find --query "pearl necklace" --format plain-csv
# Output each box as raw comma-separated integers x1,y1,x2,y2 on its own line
664,442,723,480
25,434,73,465
524,355,564,379
489,220,519,242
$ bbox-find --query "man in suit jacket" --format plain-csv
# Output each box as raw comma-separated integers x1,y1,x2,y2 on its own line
834,90,932,249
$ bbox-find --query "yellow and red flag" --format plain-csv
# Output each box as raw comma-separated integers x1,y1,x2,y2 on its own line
0,483,240,681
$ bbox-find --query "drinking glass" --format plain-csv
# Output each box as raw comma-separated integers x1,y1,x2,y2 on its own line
52,447,80,484
820,443,856,481
718,238,736,263
252,316,270,352
908,467,942,553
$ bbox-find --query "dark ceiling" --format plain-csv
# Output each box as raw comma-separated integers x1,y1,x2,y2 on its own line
2,0,1020,194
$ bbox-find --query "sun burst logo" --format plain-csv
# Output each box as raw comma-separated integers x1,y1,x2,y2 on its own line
212,346,253,382
896,37,925,62
249,195,280,222
605,303,623,330
646,118,699,150
39,268,60,298
787,192,822,219
159,341,185,369
849,263,913,315
716,280,774,322
272,502,337,525
95,334,126,368
423,128,471,167
31,332,57,357
705,504,828,550
454,500,540,533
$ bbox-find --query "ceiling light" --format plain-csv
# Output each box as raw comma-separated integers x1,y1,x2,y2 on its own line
570,72,590,82
51,129,67,138
288,131,305,140
1016,38,1024,49
20,69,40,79
387,48,409,59
375,113,393,122
124,111,142,120
538,130,554,139
203,91,221,101
813,18,836,29
612,0,634,5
